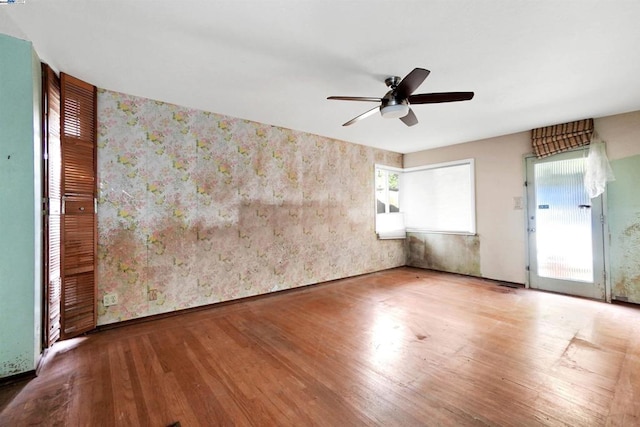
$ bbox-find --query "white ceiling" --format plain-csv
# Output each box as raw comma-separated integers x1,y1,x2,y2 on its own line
2,0,639,154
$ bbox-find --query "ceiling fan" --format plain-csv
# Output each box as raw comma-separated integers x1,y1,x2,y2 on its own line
327,68,474,127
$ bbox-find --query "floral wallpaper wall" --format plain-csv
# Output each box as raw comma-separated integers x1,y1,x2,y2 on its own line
97,89,404,325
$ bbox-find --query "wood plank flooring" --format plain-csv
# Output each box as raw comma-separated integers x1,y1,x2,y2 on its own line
2,267,640,426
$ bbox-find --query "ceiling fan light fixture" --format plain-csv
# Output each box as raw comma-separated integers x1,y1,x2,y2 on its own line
380,103,409,119
328,67,474,127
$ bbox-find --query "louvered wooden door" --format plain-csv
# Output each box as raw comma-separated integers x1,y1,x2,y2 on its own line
60,73,97,339
42,64,62,347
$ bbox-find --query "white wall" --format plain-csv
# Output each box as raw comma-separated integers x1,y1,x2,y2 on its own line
404,110,640,285
404,131,530,283
594,111,640,161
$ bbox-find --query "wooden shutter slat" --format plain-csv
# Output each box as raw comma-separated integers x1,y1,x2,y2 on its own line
62,76,96,142
63,273,95,335
43,64,62,347
61,72,97,339
63,139,95,195
48,276,61,344
48,79,62,199
49,214,61,276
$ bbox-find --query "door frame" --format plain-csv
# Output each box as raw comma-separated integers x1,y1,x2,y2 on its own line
523,149,612,302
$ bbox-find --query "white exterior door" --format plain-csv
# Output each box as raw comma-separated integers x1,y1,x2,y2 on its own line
526,149,606,300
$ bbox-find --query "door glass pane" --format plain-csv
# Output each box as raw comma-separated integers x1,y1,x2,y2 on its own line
534,157,593,282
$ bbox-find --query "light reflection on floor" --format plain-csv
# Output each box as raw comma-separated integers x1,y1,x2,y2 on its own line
48,336,89,358
367,311,404,367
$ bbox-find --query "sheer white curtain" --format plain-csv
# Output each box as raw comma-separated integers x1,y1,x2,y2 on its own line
584,133,615,199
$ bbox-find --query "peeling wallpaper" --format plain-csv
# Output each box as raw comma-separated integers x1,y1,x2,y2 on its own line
608,154,640,304
96,90,404,325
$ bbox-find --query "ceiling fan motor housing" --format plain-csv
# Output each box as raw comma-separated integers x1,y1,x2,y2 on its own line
385,76,402,89
380,91,410,118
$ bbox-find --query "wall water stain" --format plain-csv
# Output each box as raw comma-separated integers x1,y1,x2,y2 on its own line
406,233,481,277
96,89,405,325
608,155,640,304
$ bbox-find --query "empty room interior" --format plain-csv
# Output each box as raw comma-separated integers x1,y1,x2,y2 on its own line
1,1,640,425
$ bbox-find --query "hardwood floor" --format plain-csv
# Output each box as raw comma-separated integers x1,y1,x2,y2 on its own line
2,267,639,426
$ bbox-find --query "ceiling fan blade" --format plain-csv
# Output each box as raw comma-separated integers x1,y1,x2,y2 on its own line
399,108,418,127
327,96,382,102
408,92,475,104
342,106,380,126
395,68,430,98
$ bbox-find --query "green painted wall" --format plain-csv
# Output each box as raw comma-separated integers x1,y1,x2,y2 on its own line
608,154,640,303
0,34,41,378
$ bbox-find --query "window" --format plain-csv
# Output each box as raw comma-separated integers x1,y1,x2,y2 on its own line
403,159,476,234
374,160,476,239
376,167,400,213
375,166,405,239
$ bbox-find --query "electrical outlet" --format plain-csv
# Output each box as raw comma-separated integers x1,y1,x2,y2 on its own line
148,289,158,301
103,293,118,306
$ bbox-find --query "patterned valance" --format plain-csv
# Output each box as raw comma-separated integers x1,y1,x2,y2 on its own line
531,118,594,158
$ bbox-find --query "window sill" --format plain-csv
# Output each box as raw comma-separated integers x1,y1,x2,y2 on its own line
405,229,477,236
377,232,407,240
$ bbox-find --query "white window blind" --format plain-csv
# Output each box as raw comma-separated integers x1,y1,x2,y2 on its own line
403,159,476,234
